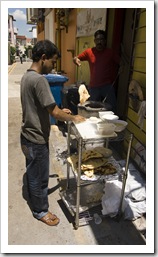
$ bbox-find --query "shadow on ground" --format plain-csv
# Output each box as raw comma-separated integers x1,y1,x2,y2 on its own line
57,177,146,245
21,147,146,245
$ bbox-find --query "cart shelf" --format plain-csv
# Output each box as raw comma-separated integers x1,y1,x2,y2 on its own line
59,121,133,229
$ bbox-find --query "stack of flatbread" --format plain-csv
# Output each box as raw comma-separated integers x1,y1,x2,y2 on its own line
67,148,117,179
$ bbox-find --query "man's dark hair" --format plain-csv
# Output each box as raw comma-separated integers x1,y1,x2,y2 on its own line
32,40,60,62
94,30,107,39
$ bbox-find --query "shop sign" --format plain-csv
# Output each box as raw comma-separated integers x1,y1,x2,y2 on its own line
76,8,107,37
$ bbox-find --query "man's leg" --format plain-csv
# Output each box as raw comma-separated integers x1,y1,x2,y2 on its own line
101,85,117,113
21,135,49,219
89,88,101,101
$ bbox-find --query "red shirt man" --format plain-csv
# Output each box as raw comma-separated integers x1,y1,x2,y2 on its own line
77,47,120,88
73,30,120,112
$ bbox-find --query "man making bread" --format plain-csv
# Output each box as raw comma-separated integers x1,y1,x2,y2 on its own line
20,40,85,226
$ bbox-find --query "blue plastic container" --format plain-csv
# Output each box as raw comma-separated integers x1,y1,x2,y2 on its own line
44,74,68,124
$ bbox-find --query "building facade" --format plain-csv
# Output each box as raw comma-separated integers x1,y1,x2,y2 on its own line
26,8,146,174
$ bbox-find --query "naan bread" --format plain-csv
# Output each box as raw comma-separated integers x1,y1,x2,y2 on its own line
78,84,90,104
81,157,108,171
67,149,104,169
67,155,108,172
67,150,116,177
94,163,117,175
94,147,112,158
84,170,94,177
82,149,103,162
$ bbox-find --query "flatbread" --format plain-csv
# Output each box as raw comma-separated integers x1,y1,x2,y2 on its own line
83,163,117,177
94,147,112,158
78,84,90,104
67,149,104,168
82,149,103,162
84,170,94,177
94,163,117,175
81,157,108,171
67,150,115,176
67,155,107,171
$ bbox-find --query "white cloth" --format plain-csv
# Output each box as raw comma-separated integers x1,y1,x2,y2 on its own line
101,180,123,217
101,162,146,220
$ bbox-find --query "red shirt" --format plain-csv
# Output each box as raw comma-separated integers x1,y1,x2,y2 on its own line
78,47,120,88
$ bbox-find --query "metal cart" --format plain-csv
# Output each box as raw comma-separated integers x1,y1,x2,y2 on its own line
59,120,133,229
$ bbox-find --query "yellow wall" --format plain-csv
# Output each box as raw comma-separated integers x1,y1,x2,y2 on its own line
126,9,146,171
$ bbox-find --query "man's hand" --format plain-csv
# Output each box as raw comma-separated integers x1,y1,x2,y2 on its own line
72,114,86,123
73,57,81,67
62,108,72,115
48,105,86,123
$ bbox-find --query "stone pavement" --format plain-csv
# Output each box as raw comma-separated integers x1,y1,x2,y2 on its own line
6,61,148,254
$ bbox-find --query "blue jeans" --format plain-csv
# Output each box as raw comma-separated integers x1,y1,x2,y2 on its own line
20,134,49,219
89,84,117,113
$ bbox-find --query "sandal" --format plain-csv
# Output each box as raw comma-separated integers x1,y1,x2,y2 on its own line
40,212,60,226
49,212,58,220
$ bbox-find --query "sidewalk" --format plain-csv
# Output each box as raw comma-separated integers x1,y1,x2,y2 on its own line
8,62,17,74
7,62,146,253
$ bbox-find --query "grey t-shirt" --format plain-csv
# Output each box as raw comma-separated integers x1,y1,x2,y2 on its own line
20,70,56,144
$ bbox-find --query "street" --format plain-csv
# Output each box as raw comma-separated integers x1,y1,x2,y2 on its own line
7,61,146,253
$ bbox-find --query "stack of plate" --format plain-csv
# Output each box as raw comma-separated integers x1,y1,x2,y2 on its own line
97,122,116,135
99,113,119,123
99,112,128,132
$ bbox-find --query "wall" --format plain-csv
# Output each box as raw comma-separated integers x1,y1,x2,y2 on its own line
106,9,115,48
117,9,134,118
8,16,15,45
75,8,107,86
37,21,45,40
125,8,146,174
45,11,55,42
76,36,94,85
60,9,78,85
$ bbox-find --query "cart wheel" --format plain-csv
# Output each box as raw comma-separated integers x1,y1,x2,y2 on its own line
113,211,123,222
73,222,78,230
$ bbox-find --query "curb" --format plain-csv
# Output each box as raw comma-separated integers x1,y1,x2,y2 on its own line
8,62,17,74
